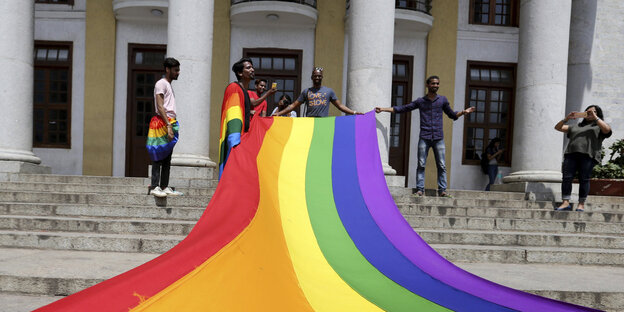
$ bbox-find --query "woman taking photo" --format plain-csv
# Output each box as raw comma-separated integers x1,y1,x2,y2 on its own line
554,105,612,211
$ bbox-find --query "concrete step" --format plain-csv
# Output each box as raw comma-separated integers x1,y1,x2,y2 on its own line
0,182,216,196
417,229,624,250
406,215,624,235
0,293,63,312
11,174,218,189
433,244,624,266
0,191,211,207
1,248,622,311
0,248,158,297
395,196,624,212
0,215,196,235
455,262,624,311
0,230,182,253
0,203,205,221
399,204,624,223
10,174,147,186
13,170,217,184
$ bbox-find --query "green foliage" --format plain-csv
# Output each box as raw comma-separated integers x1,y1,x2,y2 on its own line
593,139,624,179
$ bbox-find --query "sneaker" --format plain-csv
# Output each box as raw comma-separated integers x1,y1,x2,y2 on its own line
150,186,167,198
438,192,453,198
163,187,183,196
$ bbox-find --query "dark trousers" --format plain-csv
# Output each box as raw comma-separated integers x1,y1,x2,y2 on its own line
485,164,498,191
562,153,596,203
151,152,172,189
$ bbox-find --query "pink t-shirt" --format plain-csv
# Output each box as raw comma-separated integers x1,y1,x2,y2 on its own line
247,90,267,118
154,78,176,118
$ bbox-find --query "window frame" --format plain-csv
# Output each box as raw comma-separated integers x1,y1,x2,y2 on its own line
35,0,75,5
469,0,519,27
242,48,303,116
33,40,73,149
462,61,516,166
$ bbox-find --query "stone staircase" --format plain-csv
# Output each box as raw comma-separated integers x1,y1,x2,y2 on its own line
0,173,622,311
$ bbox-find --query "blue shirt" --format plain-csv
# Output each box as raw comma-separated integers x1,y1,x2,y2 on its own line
394,95,458,140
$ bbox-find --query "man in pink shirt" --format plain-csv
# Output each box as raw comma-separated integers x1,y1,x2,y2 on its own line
147,57,183,197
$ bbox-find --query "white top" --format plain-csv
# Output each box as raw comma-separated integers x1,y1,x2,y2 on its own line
272,107,297,117
154,78,176,118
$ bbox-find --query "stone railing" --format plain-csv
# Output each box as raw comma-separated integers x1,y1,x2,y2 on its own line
231,0,317,9
346,0,432,15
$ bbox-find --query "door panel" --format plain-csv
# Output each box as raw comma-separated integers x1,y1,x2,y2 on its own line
125,45,166,177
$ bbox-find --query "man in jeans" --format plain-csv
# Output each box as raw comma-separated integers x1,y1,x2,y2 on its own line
375,76,475,197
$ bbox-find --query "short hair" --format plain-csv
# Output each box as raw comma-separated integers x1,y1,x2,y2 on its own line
232,58,253,81
280,94,292,105
426,75,440,84
256,78,268,85
163,57,180,69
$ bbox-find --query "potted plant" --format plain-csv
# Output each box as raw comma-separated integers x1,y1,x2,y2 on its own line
590,139,624,196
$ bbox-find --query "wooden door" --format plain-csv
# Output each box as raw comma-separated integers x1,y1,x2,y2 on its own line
389,56,413,177
125,44,166,177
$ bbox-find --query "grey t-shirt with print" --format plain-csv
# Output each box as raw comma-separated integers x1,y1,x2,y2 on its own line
297,86,337,117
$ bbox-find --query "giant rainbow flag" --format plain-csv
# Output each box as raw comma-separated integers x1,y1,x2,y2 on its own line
36,112,599,311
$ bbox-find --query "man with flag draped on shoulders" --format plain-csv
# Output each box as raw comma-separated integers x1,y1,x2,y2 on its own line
218,57,275,179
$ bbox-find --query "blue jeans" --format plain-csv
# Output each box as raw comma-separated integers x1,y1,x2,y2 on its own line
485,164,498,191
562,153,596,203
416,138,447,194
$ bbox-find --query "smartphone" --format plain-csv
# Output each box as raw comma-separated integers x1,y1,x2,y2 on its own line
573,112,587,119
271,82,277,89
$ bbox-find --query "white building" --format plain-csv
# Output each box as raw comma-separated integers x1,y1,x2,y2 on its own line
1,0,622,194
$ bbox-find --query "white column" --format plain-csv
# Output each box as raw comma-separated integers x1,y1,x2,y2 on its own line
565,0,596,115
504,0,572,183
167,0,216,167
346,0,396,174
0,1,41,165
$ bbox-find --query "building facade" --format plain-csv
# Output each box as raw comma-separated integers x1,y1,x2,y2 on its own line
1,0,622,192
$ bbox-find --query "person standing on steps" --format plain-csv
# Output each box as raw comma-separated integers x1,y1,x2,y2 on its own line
375,75,476,197
248,78,270,119
218,58,276,179
484,137,504,191
273,67,360,117
554,105,612,212
146,57,184,197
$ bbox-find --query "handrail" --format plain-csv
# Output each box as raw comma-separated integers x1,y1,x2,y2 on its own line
231,0,317,9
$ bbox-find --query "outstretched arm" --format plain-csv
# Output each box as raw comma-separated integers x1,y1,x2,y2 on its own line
273,100,303,116
251,87,277,107
375,107,395,113
331,99,361,115
456,106,476,118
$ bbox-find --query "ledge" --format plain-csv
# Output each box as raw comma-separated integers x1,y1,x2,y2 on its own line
394,8,433,33
231,1,317,27
112,0,168,22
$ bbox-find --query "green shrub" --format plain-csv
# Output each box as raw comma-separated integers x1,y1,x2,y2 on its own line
593,139,624,179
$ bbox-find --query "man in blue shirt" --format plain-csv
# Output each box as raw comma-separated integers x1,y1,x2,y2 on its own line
375,76,475,197
273,67,359,117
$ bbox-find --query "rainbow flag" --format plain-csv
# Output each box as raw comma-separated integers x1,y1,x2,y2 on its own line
145,116,178,161
218,82,247,179
36,113,599,311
